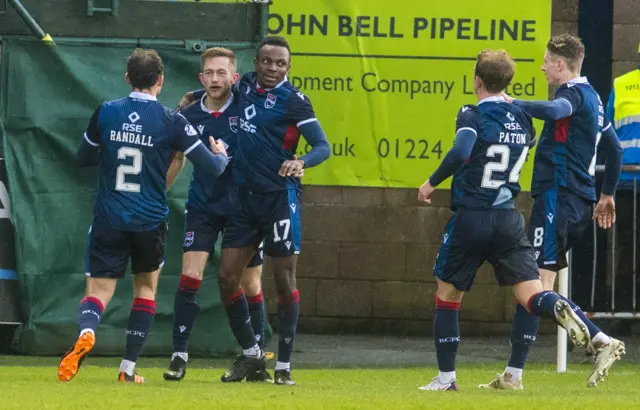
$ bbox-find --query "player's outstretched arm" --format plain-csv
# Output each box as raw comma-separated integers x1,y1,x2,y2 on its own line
176,90,203,111
172,114,229,177
418,107,478,203
184,139,229,177
503,90,576,121
166,152,185,190
511,98,573,121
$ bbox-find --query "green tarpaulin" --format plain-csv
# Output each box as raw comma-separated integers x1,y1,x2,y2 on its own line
0,37,270,356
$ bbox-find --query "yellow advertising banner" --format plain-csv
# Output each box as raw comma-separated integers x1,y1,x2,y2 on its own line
266,0,551,189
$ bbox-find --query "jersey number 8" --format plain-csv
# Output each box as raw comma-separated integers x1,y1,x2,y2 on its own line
481,144,529,189
116,147,143,193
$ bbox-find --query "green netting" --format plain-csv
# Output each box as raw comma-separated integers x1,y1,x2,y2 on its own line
0,37,270,356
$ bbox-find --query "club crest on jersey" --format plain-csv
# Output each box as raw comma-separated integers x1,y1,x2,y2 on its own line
184,231,194,248
229,116,239,133
185,124,198,136
265,93,277,109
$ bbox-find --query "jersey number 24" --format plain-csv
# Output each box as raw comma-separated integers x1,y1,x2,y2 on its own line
481,144,529,189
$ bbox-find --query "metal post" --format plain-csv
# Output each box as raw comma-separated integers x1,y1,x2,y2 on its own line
7,0,53,43
611,191,616,312
591,216,597,311
633,171,637,312
557,251,570,373
256,0,270,42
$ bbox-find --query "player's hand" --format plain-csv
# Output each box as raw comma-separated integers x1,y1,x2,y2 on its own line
209,136,228,157
418,179,435,203
593,194,616,229
292,155,305,178
176,92,198,111
279,159,305,177
501,91,515,104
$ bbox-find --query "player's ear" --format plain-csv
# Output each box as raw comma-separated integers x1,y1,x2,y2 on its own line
473,75,482,90
198,72,205,86
124,72,130,85
157,74,164,88
232,72,240,83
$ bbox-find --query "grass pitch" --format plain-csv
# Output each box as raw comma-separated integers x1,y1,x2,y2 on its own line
1,356,639,409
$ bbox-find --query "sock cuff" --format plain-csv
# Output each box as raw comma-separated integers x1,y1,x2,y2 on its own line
247,291,263,304
436,295,460,311
278,289,300,305
132,298,156,315
225,289,245,306
179,274,202,292
80,296,104,312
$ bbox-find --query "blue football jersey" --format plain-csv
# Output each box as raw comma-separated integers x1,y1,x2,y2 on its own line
451,97,536,210
85,92,204,231
531,77,611,202
232,72,317,192
180,94,239,215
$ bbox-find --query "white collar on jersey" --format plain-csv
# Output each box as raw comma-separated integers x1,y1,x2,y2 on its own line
567,76,589,85
200,92,234,114
478,95,506,105
256,75,288,92
129,91,157,101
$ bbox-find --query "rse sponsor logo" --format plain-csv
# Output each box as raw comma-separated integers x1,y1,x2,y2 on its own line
245,104,257,120
122,123,143,132
128,112,140,123
241,104,257,133
240,119,257,134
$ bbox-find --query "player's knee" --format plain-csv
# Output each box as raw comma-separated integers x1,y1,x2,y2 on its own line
435,279,463,303
132,271,160,300
539,268,557,291
241,267,262,297
181,252,208,280
86,278,117,306
182,266,204,281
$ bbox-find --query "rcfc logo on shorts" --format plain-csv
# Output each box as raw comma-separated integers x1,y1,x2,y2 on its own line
184,231,194,248
265,93,277,109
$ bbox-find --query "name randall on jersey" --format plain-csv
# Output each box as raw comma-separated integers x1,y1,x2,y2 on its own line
109,123,154,147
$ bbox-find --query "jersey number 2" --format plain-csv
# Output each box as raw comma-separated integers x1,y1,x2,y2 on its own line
116,147,142,192
481,145,529,189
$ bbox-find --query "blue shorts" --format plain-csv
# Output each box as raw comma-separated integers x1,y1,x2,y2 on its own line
434,208,540,292
183,210,263,268
222,187,302,257
85,218,167,279
528,187,592,271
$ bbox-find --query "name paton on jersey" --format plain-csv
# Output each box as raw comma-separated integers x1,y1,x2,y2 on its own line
109,120,154,147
